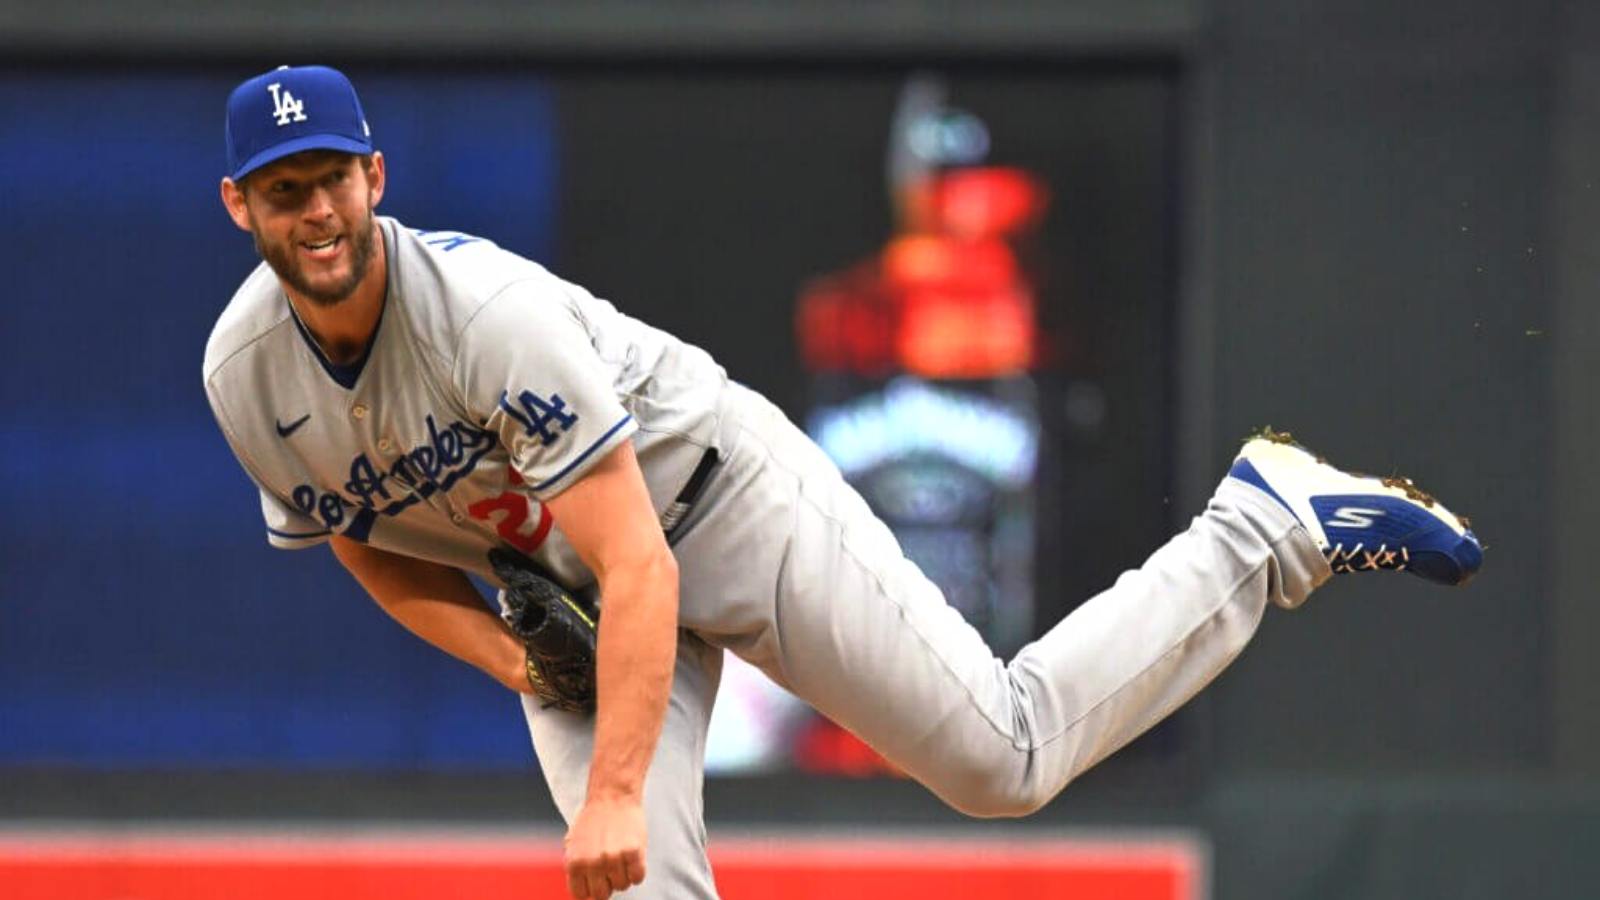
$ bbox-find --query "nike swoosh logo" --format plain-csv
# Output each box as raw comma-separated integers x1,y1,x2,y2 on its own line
276,414,311,438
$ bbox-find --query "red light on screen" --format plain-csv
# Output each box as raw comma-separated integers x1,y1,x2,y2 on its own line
884,234,1035,378
798,166,1046,381
795,275,898,375
910,167,1047,238
898,288,1034,378
883,234,1017,289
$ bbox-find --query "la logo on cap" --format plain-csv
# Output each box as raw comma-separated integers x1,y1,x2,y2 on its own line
267,82,307,127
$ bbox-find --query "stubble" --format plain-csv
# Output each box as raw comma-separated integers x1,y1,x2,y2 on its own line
254,209,378,308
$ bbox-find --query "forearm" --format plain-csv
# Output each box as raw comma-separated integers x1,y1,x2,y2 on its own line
329,536,528,691
586,550,679,803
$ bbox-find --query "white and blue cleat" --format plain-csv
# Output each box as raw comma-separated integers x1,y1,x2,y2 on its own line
1229,428,1483,586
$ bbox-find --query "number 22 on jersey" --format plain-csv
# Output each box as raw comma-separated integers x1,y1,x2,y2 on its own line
468,466,553,554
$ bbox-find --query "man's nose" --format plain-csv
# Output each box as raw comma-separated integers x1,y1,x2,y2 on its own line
303,185,335,220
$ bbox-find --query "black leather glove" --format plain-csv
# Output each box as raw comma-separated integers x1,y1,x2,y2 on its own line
489,548,599,714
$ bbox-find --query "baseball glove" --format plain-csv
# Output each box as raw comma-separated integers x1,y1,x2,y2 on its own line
488,548,600,714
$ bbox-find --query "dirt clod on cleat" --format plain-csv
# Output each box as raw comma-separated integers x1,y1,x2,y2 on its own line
1247,425,1297,446
1381,475,1437,508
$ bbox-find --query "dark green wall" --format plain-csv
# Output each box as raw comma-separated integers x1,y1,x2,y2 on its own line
1203,0,1559,774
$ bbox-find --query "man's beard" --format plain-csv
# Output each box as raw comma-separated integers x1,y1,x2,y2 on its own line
255,209,378,307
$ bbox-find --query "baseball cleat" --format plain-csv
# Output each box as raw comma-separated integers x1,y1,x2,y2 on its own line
1227,428,1483,586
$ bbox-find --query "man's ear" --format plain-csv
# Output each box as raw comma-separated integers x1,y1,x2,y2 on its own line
220,177,253,232
367,151,386,209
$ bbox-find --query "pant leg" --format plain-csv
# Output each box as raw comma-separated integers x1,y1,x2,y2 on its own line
521,629,724,898
679,385,1330,818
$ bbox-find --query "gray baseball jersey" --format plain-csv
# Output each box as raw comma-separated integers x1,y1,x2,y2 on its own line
203,216,727,587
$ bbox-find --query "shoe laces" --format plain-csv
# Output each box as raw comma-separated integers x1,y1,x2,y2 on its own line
1326,542,1409,574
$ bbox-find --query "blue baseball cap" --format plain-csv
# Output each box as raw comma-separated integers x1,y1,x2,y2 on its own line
225,65,373,181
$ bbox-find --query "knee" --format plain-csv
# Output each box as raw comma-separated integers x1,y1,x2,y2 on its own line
928,748,1058,819
948,781,1055,819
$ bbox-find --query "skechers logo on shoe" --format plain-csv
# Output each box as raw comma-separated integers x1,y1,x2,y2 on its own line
276,414,311,438
1326,506,1385,529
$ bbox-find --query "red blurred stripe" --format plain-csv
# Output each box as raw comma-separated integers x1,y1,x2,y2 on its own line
0,831,1201,900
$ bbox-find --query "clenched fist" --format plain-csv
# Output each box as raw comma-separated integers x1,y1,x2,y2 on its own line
565,796,648,899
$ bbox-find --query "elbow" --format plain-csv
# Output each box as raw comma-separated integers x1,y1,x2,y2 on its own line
639,546,680,605
598,543,679,611
653,546,680,586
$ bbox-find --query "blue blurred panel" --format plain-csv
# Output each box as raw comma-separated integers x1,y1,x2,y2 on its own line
0,69,558,768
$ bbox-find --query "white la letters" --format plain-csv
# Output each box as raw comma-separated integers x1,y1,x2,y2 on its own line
267,83,307,126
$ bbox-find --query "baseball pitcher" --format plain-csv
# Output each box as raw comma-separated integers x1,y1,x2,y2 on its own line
205,66,1484,900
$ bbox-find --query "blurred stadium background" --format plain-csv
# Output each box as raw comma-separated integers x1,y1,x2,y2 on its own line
2,0,1598,896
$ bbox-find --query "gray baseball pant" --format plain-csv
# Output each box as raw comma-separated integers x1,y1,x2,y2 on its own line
521,383,1331,898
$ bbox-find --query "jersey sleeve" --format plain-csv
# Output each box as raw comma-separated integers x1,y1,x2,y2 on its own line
456,283,637,501
204,377,333,551
260,485,334,549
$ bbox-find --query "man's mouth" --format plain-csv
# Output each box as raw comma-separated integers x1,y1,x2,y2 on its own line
299,235,343,259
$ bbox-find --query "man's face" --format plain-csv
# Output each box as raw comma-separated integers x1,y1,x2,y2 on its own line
221,150,386,307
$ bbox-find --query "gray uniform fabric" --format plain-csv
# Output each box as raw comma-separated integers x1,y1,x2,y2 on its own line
206,218,1332,900
527,383,1329,898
